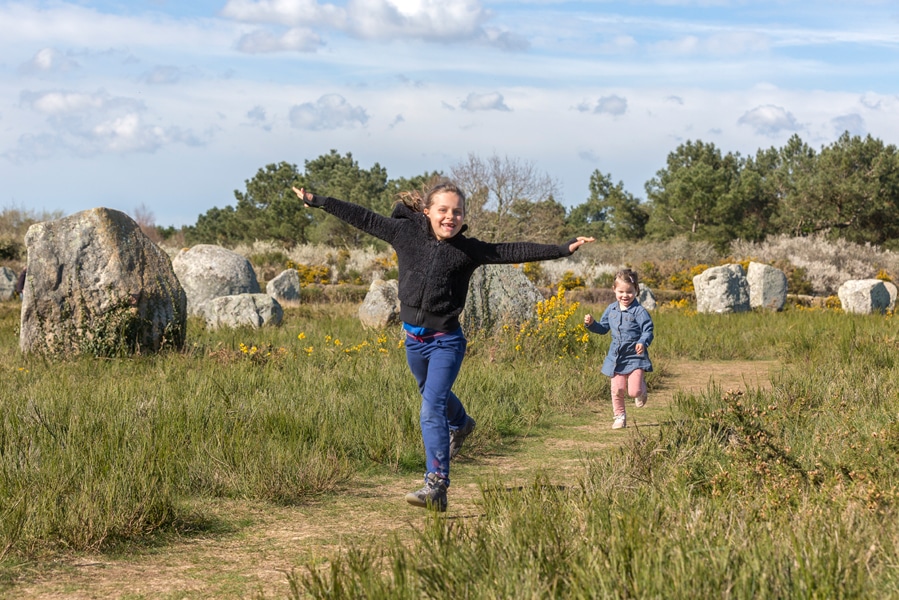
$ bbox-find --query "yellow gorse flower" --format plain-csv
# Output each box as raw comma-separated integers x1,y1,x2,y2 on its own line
515,287,587,360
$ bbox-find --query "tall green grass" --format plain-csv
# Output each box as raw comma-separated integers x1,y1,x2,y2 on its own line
295,306,899,599
3,297,898,597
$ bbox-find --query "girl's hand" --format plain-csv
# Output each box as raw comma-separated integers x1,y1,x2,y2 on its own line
291,186,312,206
584,314,594,326
569,236,595,253
635,343,645,355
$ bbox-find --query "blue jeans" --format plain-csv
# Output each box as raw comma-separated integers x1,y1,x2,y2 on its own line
405,328,469,486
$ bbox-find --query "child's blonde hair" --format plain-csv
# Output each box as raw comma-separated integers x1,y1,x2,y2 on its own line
613,268,640,294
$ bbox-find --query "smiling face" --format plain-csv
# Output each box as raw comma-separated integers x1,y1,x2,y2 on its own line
614,280,637,308
423,190,465,240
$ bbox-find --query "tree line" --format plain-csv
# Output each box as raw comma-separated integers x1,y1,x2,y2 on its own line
170,132,899,252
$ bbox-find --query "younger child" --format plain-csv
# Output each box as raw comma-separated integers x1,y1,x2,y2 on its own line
583,269,654,429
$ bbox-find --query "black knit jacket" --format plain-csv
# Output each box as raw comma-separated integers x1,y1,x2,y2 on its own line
307,194,575,332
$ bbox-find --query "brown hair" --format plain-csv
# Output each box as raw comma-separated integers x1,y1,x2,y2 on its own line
397,178,466,214
613,268,640,294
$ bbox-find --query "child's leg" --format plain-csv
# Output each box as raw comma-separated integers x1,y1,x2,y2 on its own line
405,330,467,484
610,374,627,416
626,369,648,407
626,369,646,397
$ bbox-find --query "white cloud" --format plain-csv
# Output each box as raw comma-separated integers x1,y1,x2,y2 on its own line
245,105,272,131
832,113,865,137
221,0,346,27
289,94,369,130
9,89,206,160
460,91,510,112
592,94,627,117
221,0,510,50
141,66,183,85
234,27,323,53
19,47,79,74
347,0,489,41
737,104,800,136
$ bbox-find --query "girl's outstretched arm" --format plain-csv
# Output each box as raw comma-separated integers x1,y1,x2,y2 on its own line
290,186,400,244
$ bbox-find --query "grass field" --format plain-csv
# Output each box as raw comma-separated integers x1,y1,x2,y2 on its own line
2,295,898,598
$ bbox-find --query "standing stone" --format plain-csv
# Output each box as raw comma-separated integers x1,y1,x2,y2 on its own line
747,262,788,311
172,244,260,316
19,208,186,356
883,281,897,312
837,279,891,314
358,279,401,329
266,269,302,303
0,267,15,301
693,264,750,314
462,264,543,335
638,286,657,311
203,293,283,329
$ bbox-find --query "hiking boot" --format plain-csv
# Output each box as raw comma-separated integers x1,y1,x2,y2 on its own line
449,416,476,459
405,473,448,512
612,414,627,429
635,392,647,408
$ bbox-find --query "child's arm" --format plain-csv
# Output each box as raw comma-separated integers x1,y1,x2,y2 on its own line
635,307,654,354
292,187,401,244
465,236,594,266
583,309,611,335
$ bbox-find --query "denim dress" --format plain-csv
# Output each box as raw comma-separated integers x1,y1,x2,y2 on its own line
586,300,654,377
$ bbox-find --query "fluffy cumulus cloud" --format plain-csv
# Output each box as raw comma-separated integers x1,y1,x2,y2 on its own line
18,47,79,74
288,94,369,130
7,89,204,160
577,95,627,116
222,0,506,50
737,104,799,136
460,91,510,112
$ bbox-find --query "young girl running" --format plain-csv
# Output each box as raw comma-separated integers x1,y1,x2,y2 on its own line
292,181,594,511
584,268,654,429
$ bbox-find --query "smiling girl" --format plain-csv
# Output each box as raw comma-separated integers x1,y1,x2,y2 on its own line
293,180,594,511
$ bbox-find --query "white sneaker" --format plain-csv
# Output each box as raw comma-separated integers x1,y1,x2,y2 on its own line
635,393,647,408
612,414,626,429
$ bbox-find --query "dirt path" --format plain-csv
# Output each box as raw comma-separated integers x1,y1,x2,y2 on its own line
8,360,778,599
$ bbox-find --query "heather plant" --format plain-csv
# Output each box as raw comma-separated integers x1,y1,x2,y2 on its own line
731,233,899,295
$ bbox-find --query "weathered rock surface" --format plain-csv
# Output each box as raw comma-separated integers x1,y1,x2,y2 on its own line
747,262,788,311
20,208,186,355
202,293,283,329
266,269,301,303
462,264,543,334
0,266,16,301
172,244,260,316
838,279,891,314
883,280,897,312
638,286,657,311
693,264,750,314
358,279,400,329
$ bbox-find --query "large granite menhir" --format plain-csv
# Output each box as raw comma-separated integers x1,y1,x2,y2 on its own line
20,208,186,356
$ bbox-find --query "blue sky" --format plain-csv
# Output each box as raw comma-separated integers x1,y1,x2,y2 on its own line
2,0,898,228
